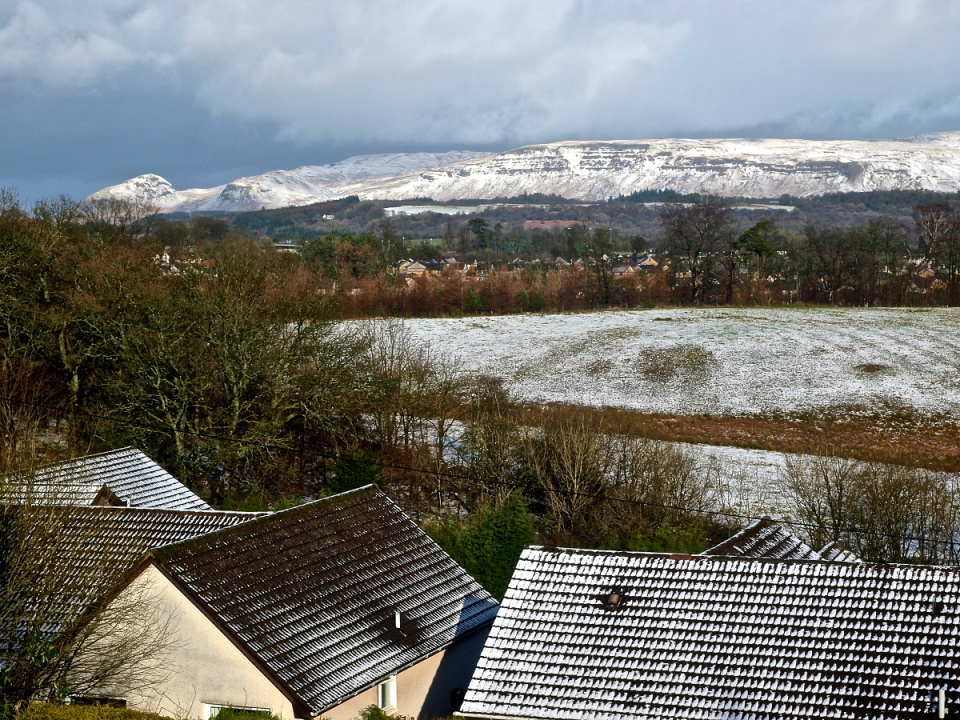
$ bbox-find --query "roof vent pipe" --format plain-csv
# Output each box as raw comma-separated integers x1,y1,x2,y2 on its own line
394,609,401,630
930,689,949,718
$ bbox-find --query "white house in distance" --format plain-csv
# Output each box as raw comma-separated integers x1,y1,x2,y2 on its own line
458,546,960,720
106,486,498,720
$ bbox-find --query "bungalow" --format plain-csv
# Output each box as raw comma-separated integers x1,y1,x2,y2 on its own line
458,546,960,720
3,447,212,510
0,504,263,703
103,486,498,720
398,261,430,279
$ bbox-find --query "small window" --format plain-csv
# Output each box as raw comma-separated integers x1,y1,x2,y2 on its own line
378,675,397,710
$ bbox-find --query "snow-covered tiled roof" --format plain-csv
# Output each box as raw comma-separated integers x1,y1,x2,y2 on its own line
820,540,862,562
703,517,823,560
53,505,264,572
151,486,498,716
459,547,960,720
14,447,211,510
704,518,861,562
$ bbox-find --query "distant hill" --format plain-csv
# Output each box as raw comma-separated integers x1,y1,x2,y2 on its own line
88,133,960,213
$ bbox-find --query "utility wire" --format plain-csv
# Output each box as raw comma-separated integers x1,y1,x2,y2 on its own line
2,392,959,553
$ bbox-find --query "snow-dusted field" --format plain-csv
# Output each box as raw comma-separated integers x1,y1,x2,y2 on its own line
403,307,960,419
680,442,792,517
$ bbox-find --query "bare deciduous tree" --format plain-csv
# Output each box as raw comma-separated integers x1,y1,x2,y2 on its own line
780,451,960,563
79,197,158,241
520,414,720,550
914,203,960,305
456,375,525,509
1,456,176,712
660,198,736,304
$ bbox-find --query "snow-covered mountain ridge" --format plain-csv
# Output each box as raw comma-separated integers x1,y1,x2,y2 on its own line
88,134,960,213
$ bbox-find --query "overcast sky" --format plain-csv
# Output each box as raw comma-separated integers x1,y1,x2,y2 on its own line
3,0,960,204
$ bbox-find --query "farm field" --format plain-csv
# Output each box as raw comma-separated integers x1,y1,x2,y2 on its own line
404,307,960,419
400,307,960,472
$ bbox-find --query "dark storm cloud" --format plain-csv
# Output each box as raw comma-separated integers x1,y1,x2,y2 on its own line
3,0,960,202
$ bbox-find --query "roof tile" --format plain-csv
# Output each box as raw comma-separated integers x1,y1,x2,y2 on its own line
10,448,211,510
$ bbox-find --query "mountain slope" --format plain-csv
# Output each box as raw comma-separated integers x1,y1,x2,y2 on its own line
88,134,960,212
88,151,489,213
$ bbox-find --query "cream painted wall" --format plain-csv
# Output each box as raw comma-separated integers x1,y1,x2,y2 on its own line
324,628,490,720
104,563,491,720
113,564,299,720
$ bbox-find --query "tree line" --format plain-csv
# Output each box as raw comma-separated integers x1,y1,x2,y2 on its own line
308,209,959,315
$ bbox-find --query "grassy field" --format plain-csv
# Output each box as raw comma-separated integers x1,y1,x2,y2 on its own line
403,307,960,471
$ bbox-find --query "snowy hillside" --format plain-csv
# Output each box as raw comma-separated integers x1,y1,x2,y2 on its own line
87,133,960,212
87,151,489,213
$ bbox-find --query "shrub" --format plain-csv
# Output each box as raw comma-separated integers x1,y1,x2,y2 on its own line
20,704,172,720
356,707,394,720
426,494,536,601
328,450,381,494
209,708,279,720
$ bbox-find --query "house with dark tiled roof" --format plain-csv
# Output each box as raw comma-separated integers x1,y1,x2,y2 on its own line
106,486,497,720
458,547,960,720
0,504,262,695
703,516,859,562
3,447,211,510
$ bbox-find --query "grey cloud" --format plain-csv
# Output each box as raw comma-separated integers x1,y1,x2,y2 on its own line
3,0,960,201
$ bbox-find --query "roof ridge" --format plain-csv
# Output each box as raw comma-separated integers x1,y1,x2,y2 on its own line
32,446,137,472
257,484,379,520
525,545,960,571
149,485,379,557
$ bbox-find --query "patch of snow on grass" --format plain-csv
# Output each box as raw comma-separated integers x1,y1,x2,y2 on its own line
401,308,960,418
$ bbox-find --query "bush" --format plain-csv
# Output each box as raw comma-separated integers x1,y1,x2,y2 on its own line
356,707,394,720
20,704,172,720
209,708,279,720
426,494,536,601
328,450,381,494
